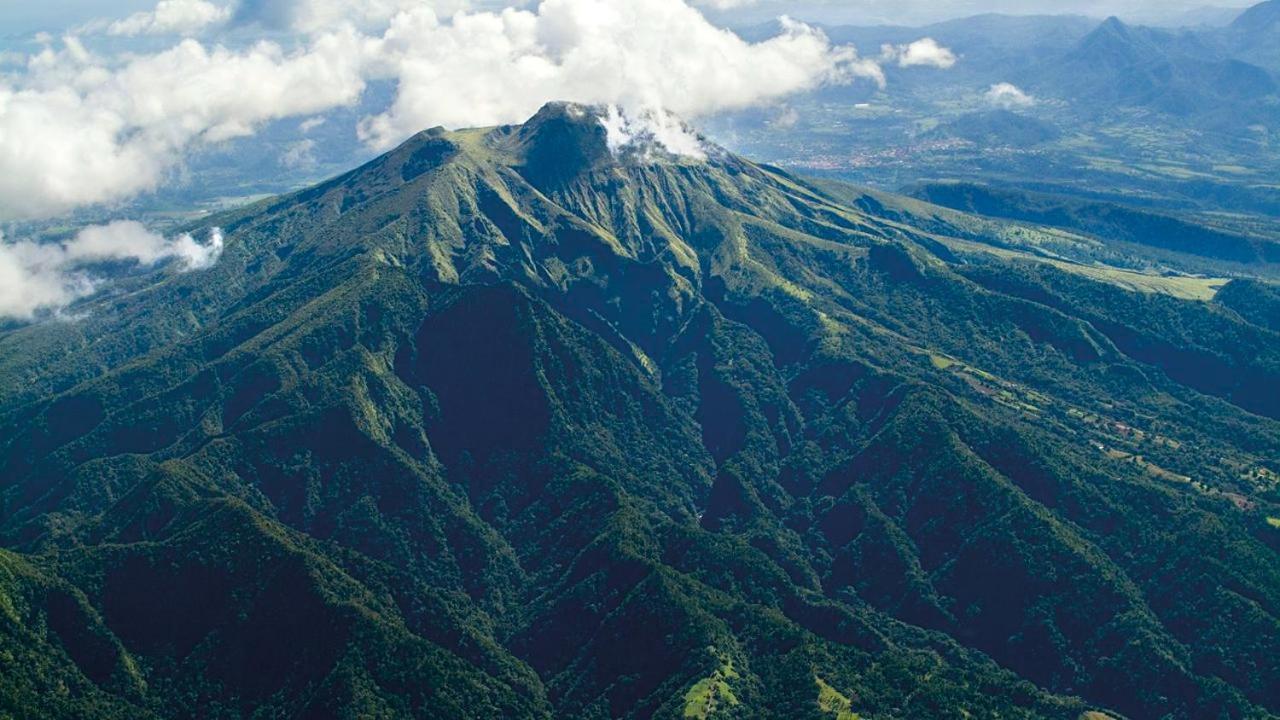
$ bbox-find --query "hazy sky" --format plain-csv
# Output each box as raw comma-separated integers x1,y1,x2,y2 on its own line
2,0,153,37
0,0,1255,37
698,0,1251,26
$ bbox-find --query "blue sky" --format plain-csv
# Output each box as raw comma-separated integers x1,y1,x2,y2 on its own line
2,0,155,37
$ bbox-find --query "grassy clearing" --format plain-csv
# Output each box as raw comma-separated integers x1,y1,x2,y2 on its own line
1067,265,1226,301
1143,461,1193,484
1106,450,1193,484
1135,163,1215,181
939,236,1227,301
816,677,860,720
924,349,1049,418
1267,517,1280,530
929,354,957,370
683,659,740,719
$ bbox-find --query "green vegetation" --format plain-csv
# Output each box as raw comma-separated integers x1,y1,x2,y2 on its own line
816,676,860,720
929,354,957,370
681,657,739,719
0,102,1277,719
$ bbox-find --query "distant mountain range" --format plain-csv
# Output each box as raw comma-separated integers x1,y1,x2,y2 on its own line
1024,14,1278,121
2,103,1278,719
810,2,1279,126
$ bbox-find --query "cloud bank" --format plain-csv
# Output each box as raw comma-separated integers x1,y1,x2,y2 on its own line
357,5,888,150
0,31,369,220
0,223,223,319
0,0,954,222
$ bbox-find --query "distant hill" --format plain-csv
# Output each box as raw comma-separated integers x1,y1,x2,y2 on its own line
1225,0,1280,68
908,180,1280,265
1232,0,1280,33
1216,278,1280,331
922,109,1061,146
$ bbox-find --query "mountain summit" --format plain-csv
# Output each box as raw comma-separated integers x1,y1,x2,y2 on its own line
1,104,1279,719
516,102,618,184
1068,16,1158,67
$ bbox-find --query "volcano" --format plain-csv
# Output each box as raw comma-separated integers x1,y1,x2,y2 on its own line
1,103,1279,720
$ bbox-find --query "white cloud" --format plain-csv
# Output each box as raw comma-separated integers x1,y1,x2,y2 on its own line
986,82,1035,108
0,32,368,220
299,116,327,133
600,105,707,159
108,0,232,36
771,106,800,128
0,236,93,322
882,38,957,69
0,223,224,320
280,138,319,168
65,221,224,269
357,3,886,150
